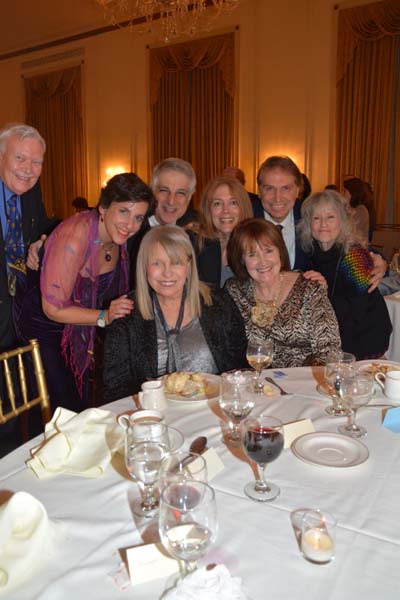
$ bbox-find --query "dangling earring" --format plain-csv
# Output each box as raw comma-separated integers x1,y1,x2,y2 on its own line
100,215,104,222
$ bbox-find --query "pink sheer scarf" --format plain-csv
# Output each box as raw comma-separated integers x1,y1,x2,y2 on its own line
41,210,129,395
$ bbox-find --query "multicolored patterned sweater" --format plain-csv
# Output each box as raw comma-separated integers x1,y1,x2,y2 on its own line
340,245,373,294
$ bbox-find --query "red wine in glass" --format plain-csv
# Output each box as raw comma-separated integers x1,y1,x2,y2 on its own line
243,427,284,464
241,415,284,502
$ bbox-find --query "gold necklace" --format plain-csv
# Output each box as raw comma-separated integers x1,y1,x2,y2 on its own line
251,273,284,328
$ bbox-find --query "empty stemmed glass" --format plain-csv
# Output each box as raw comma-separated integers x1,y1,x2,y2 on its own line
246,338,274,393
219,371,255,446
324,351,356,416
338,373,375,438
159,481,218,577
241,415,284,502
159,450,207,491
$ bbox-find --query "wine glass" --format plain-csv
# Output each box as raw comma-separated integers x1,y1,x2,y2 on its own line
324,351,356,416
159,450,207,491
246,339,274,393
338,373,374,438
125,440,168,518
219,371,255,446
159,481,218,577
241,415,284,502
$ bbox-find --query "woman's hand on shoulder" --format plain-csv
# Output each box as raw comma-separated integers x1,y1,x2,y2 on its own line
107,294,134,324
302,270,327,289
368,252,386,293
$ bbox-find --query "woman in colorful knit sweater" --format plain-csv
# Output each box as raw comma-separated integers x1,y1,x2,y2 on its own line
297,190,392,359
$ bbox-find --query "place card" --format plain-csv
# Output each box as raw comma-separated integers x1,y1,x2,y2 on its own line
283,418,315,449
126,542,178,586
192,447,224,480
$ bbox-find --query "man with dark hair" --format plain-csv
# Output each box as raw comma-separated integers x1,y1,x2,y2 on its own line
252,156,310,270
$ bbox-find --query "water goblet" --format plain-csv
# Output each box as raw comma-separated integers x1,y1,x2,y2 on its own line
159,450,207,491
241,415,284,502
338,373,374,438
246,338,274,393
219,371,255,446
127,421,184,453
125,440,168,518
159,480,218,577
324,351,356,416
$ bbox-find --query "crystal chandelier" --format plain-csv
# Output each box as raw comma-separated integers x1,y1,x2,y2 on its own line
94,1,240,43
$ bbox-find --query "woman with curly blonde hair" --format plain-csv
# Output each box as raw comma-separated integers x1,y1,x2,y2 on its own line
297,190,391,359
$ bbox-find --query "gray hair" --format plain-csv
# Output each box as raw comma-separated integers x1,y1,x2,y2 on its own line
151,158,196,196
136,224,211,320
0,123,46,153
297,189,360,254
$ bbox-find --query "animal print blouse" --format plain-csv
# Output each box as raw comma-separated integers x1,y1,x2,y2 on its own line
226,274,341,368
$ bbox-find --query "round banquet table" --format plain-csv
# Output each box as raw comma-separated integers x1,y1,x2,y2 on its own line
1,365,400,599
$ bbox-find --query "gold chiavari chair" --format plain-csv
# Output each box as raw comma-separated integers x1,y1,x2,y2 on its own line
0,339,51,437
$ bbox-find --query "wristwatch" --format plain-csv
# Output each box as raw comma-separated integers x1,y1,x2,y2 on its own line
96,309,107,328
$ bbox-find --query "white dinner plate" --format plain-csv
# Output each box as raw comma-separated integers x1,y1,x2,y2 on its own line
163,373,221,404
291,432,369,468
356,360,400,376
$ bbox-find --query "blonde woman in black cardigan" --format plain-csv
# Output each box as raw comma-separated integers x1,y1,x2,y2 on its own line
103,225,247,401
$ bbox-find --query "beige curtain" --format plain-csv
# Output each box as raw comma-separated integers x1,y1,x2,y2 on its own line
150,33,235,205
336,1,400,223
25,65,87,220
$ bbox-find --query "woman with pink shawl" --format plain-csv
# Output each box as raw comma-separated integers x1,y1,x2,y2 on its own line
16,173,154,411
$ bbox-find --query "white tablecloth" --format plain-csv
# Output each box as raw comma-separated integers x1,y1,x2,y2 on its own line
385,293,400,361
1,366,400,599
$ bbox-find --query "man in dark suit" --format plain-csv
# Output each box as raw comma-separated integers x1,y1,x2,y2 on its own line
252,156,310,270
0,123,54,451
0,123,51,352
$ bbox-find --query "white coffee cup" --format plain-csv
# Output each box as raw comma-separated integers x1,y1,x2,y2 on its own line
117,409,164,431
138,380,167,411
375,370,400,402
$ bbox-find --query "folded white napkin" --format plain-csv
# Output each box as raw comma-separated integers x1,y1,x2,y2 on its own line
163,565,249,600
0,492,58,592
27,407,124,478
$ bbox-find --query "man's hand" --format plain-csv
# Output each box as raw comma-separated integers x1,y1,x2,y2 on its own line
302,270,328,289
368,252,386,293
27,234,47,270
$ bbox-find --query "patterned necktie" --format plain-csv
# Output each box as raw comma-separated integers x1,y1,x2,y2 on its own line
5,194,25,296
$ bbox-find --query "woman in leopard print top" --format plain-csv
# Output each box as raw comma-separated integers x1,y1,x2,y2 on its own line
226,219,341,367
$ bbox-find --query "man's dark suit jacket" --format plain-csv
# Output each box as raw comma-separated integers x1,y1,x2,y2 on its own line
252,197,311,271
0,180,52,350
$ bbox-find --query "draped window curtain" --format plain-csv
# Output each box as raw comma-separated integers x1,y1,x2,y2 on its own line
336,1,400,223
25,65,87,220
149,33,235,205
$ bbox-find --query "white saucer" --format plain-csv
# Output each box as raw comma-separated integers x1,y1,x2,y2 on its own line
316,382,376,398
291,432,369,468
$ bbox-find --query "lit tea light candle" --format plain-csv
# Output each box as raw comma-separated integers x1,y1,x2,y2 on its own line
301,527,335,564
